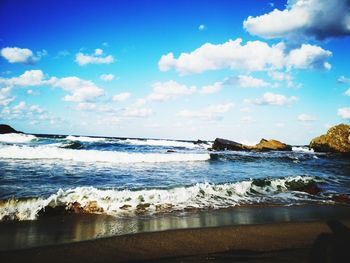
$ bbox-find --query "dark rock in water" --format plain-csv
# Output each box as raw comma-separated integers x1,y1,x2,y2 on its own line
136,203,151,212
167,150,176,153
38,205,68,217
212,138,246,151
119,204,132,210
0,124,21,134
251,139,292,152
310,124,350,154
60,141,84,149
194,139,208,145
332,194,350,203
211,138,291,152
286,180,321,195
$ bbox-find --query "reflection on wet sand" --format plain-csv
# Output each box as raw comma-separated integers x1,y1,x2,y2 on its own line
1,204,350,251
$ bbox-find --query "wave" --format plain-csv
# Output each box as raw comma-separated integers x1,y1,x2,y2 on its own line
125,139,204,148
0,133,37,143
0,175,324,221
66,135,106,143
0,145,210,163
292,146,314,153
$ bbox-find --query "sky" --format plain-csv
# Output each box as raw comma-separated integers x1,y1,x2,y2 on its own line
0,0,349,144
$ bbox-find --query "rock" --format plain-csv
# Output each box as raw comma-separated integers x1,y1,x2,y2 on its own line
332,194,350,203
166,150,176,153
310,124,350,153
286,181,321,195
193,139,208,145
68,202,84,213
212,138,246,151
0,124,21,134
119,204,132,210
136,203,151,213
82,201,104,213
251,139,292,152
211,138,291,152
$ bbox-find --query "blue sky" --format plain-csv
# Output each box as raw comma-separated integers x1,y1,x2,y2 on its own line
0,0,349,144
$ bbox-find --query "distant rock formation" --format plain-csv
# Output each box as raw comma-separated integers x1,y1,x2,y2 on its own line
0,124,21,134
310,124,350,153
211,138,291,152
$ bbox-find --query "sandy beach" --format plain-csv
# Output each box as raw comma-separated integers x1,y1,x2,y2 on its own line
1,204,350,262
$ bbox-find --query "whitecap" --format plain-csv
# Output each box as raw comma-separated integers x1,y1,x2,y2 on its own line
0,133,37,143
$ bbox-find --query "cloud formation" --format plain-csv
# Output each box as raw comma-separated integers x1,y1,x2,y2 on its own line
100,74,115,81
75,48,114,65
158,38,331,75
243,0,350,40
147,80,196,101
112,92,131,102
0,47,46,64
297,113,315,122
249,92,298,106
337,107,350,119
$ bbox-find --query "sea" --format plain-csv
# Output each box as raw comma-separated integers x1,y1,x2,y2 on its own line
0,132,349,221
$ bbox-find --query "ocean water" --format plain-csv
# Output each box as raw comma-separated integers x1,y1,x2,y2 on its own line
0,133,349,221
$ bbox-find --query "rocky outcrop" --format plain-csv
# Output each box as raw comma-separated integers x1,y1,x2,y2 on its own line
310,124,350,153
212,138,246,151
0,124,21,134
211,138,291,152
251,139,292,152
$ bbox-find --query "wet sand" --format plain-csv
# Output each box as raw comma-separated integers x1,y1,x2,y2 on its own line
1,205,350,262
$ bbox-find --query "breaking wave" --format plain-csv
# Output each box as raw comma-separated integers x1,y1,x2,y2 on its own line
125,139,204,148
0,175,324,221
66,135,106,143
0,145,210,163
0,133,37,143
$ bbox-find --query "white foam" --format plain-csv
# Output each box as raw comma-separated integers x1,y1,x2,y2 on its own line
292,146,314,153
0,176,321,221
0,145,210,163
66,135,106,143
0,133,37,143
125,139,201,148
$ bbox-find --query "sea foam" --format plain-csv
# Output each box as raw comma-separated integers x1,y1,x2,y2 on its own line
0,133,37,143
0,145,210,163
0,175,323,221
66,135,106,143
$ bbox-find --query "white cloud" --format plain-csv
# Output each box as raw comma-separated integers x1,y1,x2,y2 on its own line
286,44,332,70
147,80,196,101
112,92,130,102
75,102,97,111
158,38,331,75
95,48,103,55
123,107,153,118
297,113,315,122
337,107,350,119
346,88,350,96
235,75,271,88
0,47,38,64
0,70,105,103
249,92,298,106
0,86,15,106
243,0,350,40
75,49,114,65
12,101,26,113
198,24,206,31
100,74,115,81
200,81,222,94
337,76,350,84
177,102,234,120
51,77,105,102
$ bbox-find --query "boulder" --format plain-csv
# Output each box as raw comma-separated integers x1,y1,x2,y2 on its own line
310,124,350,153
0,124,21,134
332,194,350,204
251,139,292,152
211,138,291,152
212,138,246,151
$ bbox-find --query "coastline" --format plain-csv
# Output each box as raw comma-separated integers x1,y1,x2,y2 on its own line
1,204,350,262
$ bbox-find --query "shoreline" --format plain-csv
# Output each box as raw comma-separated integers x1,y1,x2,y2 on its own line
1,204,350,257
1,219,349,263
